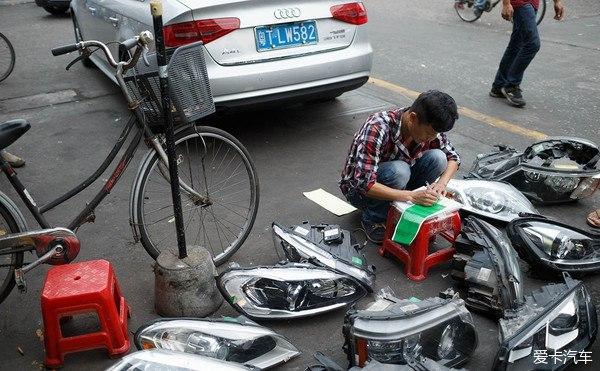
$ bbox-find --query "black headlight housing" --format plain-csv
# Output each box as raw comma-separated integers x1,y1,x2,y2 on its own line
452,217,524,318
342,291,477,368
507,216,600,276
494,274,598,371
467,138,600,204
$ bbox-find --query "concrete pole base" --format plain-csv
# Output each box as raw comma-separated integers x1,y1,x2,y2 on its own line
154,246,223,317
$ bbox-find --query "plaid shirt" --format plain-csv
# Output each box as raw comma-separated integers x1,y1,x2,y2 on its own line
339,107,460,196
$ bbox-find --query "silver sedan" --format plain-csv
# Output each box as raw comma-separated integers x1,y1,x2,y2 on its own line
70,0,373,107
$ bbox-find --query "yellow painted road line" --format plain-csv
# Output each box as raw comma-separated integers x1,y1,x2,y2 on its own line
368,77,549,141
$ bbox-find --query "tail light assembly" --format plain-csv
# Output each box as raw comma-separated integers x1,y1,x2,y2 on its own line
163,18,240,47
330,2,368,25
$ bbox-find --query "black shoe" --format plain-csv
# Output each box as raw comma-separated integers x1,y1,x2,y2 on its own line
361,220,386,245
489,87,503,98
501,86,526,107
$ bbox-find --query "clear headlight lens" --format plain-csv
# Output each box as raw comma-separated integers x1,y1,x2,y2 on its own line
107,349,254,371
343,292,477,368
134,317,299,369
447,179,538,222
507,217,600,274
272,222,375,291
217,263,367,319
495,275,598,371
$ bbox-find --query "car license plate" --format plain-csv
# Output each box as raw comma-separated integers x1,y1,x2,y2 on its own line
255,21,318,52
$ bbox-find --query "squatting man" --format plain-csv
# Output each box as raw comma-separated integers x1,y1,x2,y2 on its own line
340,90,460,244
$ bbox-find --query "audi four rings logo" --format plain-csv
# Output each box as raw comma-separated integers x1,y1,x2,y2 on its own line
274,7,301,19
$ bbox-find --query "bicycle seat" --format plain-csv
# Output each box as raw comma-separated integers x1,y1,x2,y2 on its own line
0,119,30,151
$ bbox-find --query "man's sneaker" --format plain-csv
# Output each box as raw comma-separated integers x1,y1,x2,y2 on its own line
501,86,526,107
361,220,386,245
1,151,25,167
474,7,483,17
489,87,503,98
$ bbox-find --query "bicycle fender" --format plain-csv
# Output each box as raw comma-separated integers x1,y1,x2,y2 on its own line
0,190,28,232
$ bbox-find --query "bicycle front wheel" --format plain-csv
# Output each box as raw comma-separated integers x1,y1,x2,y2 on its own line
536,0,547,25
0,32,16,83
135,125,259,266
454,0,482,22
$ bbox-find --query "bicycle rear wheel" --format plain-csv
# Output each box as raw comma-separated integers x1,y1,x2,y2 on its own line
0,202,24,304
134,125,259,266
0,32,16,82
454,0,482,22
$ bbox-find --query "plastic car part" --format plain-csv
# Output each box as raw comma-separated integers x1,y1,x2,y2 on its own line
342,290,477,368
466,138,600,204
507,216,600,276
217,262,367,319
306,352,464,371
134,316,299,369
446,179,539,222
494,274,598,371
107,349,256,370
451,217,524,318
272,222,375,291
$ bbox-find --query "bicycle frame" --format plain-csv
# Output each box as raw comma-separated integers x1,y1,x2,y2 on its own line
0,114,145,232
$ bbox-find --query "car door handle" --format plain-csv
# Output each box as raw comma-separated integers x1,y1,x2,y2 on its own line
109,16,119,27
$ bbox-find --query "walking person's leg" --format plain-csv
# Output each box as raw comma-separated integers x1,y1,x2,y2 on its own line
502,4,541,106
491,15,525,98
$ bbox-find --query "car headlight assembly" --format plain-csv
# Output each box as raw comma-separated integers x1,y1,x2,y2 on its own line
451,217,524,318
107,349,256,371
466,138,600,204
494,274,598,371
134,317,300,369
217,262,367,319
447,179,539,222
342,291,477,368
272,222,375,291
507,217,600,275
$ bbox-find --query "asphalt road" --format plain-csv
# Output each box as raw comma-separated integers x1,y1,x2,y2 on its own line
0,1,599,370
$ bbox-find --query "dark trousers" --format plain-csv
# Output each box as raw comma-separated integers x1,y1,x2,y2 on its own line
492,4,541,89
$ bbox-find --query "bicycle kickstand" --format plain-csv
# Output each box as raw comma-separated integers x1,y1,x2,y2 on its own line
14,244,64,293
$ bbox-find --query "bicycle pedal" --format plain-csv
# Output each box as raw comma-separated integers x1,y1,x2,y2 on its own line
14,269,27,293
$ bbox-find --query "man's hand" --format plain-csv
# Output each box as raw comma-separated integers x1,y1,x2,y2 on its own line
409,189,439,207
428,181,447,197
501,2,514,21
554,0,565,20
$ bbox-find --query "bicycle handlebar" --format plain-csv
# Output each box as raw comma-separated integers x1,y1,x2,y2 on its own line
51,43,80,56
51,31,154,71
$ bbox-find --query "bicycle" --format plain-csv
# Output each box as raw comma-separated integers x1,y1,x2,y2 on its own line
0,31,259,304
0,32,15,82
454,0,546,25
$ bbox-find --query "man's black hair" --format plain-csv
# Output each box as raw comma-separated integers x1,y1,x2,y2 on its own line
409,90,458,133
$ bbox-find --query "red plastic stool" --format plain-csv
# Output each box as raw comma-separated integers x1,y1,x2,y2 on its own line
379,204,461,281
41,259,130,368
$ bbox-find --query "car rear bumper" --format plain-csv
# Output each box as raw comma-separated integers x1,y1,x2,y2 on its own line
35,0,70,8
207,29,373,106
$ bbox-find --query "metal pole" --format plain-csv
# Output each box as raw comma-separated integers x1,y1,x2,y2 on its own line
150,0,187,259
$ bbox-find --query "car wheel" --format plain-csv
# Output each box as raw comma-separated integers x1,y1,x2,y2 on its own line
72,13,95,68
43,6,69,16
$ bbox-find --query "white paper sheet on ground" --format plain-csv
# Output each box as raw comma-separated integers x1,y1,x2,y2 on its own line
303,188,357,216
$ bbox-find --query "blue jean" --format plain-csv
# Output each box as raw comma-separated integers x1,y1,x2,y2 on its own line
492,4,540,89
346,149,448,224
474,0,487,10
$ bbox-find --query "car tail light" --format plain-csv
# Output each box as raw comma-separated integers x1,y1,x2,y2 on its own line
164,18,240,47
330,2,368,25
